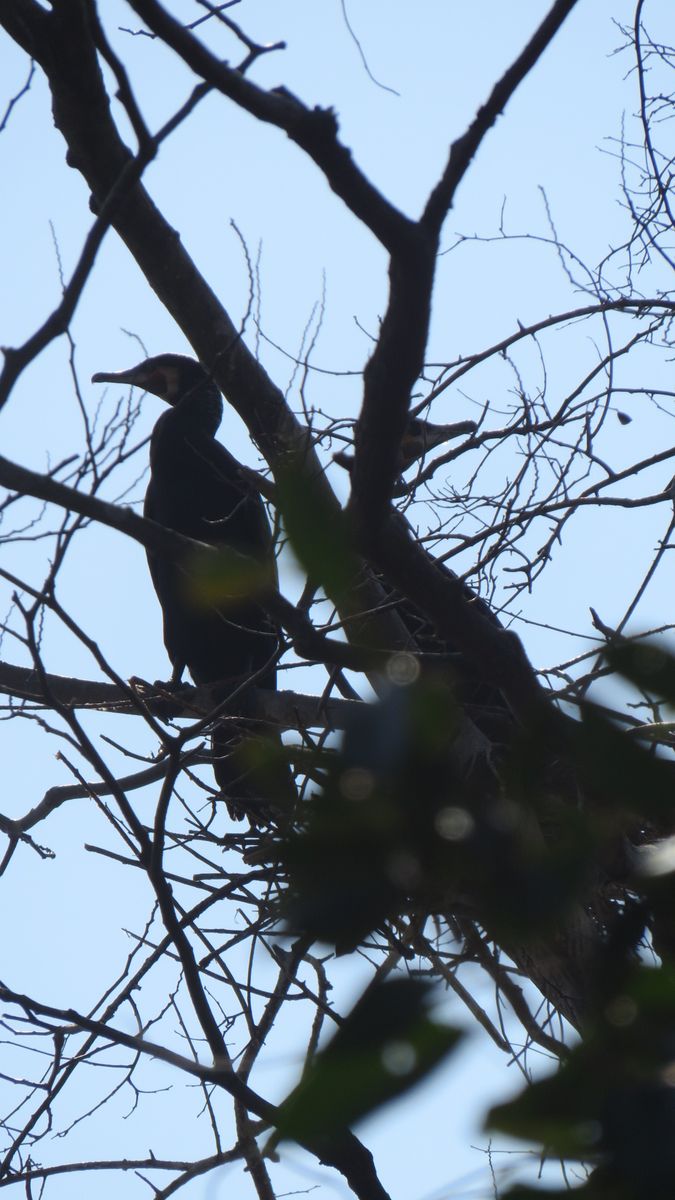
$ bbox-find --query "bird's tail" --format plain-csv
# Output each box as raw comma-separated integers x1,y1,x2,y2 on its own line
210,713,295,825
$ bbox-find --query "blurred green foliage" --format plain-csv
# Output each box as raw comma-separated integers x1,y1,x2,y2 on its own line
277,978,462,1140
273,636,675,1194
182,544,274,605
490,963,675,1199
280,674,602,949
277,460,358,604
273,479,675,1193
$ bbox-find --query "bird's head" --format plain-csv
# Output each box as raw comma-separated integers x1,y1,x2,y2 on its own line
398,416,476,469
92,353,210,406
333,414,478,474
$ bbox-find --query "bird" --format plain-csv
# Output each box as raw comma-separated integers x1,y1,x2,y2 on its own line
332,415,477,475
92,353,287,821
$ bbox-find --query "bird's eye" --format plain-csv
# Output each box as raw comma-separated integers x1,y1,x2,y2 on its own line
145,371,168,396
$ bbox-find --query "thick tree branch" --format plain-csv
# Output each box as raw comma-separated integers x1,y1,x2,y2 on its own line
0,660,361,728
375,515,555,730
126,0,414,254
349,0,582,528
349,234,437,533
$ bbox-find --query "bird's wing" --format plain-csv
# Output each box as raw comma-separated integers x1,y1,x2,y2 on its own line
184,434,277,567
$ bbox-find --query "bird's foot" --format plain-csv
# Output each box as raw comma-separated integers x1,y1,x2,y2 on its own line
128,675,194,717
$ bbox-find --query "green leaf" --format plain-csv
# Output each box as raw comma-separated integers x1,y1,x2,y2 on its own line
571,704,675,823
276,979,462,1140
500,1184,621,1200
488,1067,603,1158
282,677,602,947
280,680,467,948
606,642,675,705
276,462,357,603
488,964,675,1196
182,546,273,606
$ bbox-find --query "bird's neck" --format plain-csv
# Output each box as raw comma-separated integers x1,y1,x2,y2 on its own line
171,380,223,437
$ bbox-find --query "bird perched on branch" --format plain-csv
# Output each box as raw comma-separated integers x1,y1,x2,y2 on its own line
92,353,286,820
333,415,476,475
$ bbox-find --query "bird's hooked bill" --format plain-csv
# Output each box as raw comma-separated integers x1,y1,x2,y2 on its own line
92,361,172,400
92,365,166,390
92,367,139,384
334,416,478,474
92,354,205,404
399,417,477,467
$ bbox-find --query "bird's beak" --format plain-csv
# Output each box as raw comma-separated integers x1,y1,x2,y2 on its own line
91,367,140,385
398,418,477,468
417,419,477,449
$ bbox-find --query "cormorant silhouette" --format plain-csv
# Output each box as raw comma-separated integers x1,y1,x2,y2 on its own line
92,353,283,819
